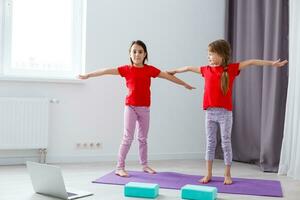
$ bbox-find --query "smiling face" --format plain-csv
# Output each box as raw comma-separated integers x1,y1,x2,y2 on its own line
129,44,147,67
207,39,231,67
208,50,223,66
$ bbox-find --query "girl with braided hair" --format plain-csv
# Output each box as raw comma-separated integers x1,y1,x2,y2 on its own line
168,39,287,184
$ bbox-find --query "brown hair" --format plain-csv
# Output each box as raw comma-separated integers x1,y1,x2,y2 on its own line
129,40,148,65
208,39,231,95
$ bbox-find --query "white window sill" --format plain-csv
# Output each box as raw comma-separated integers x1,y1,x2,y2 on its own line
0,76,85,84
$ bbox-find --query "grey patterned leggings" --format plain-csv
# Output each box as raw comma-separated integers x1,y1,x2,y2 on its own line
205,107,233,165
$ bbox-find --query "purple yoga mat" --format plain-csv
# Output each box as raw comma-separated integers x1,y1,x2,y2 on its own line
93,171,283,197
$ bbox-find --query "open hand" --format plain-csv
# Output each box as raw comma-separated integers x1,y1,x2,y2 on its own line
184,84,196,90
78,74,89,79
272,59,288,67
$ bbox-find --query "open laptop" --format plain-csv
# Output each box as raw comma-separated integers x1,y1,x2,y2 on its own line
26,161,93,199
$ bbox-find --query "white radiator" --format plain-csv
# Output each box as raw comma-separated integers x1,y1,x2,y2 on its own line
0,97,49,150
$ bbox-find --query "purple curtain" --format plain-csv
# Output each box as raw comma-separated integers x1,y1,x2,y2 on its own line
216,0,289,172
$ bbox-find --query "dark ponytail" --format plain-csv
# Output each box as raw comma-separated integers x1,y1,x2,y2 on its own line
221,65,229,95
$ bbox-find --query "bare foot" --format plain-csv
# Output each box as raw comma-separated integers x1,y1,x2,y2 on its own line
224,175,232,185
143,166,156,174
199,175,212,184
115,169,129,177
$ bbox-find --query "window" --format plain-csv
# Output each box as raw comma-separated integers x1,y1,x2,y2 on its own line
1,0,86,80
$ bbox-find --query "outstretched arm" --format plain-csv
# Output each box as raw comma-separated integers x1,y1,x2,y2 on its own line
78,68,119,79
167,66,200,75
239,59,288,70
158,71,196,90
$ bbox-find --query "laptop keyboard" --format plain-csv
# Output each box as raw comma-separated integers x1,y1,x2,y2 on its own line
67,192,77,197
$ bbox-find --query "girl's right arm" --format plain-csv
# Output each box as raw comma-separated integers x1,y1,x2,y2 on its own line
167,66,200,75
239,59,288,70
158,71,196,90
78,68,119,79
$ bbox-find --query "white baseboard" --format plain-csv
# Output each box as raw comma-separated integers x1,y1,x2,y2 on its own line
0,152,205,165
0,155,39,165
0,149,40,165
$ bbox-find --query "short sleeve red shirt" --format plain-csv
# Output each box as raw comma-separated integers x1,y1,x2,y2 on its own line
118,64,161,107
200,63,240,111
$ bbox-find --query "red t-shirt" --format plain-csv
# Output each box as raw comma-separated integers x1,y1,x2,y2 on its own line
118,64,161,107
200,63,240,111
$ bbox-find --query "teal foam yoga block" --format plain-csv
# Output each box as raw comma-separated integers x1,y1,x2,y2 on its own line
181,184,217,200
124,182,159,198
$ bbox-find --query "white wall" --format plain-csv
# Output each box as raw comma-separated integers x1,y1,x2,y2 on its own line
0,0,226,164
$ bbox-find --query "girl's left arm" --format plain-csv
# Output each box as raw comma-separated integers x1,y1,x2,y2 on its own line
239,59,288,70
158,71,196,90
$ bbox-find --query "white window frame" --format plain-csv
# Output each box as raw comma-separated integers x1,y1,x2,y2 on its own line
0,0,86,82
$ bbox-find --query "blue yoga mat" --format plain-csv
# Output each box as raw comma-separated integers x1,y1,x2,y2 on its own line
93,171,283,197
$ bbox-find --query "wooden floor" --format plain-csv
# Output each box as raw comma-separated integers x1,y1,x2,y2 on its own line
0,159,299,200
